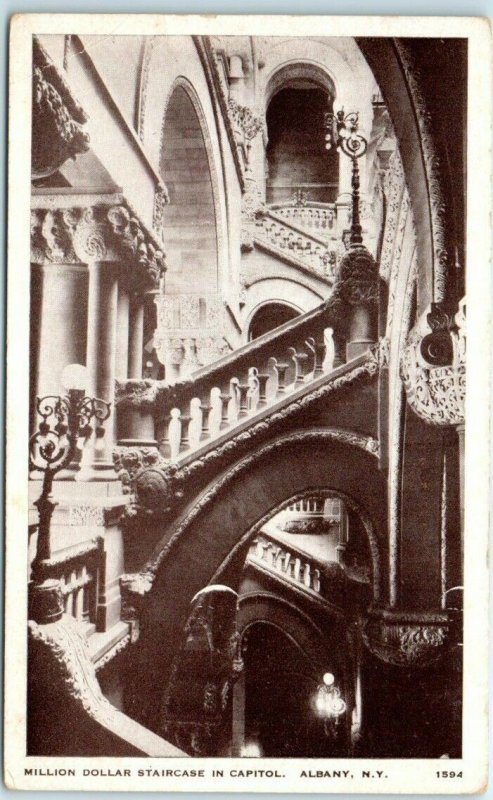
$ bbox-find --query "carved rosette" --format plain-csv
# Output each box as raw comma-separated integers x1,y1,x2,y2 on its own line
401,299,465,427
32,37,90,179
362,610,450,667
31,201,166,293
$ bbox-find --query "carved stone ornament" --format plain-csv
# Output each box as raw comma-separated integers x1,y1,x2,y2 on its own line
152,181,169,243
112,446,186,521
115,379,166,409
336,243,380,306
401,298,465,427
362,609,450,667
32,37,90,179
31,200,166,293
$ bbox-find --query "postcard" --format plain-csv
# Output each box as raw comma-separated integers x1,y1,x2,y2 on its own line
5,12,491,793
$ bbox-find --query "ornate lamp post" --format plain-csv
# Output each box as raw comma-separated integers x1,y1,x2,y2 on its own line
315,672,347,738
29,364,110,584
324,109,368,246
324,109,379,360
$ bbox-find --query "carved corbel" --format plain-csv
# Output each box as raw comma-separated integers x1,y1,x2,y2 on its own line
362,609,451,667
32,37,90,179
401,299,465,427
107,205,166,293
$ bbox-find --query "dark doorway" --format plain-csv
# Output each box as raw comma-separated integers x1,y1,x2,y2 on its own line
248,303,300,340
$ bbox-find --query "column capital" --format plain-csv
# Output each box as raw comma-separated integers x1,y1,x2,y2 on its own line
31,194,167,293
32,36,90,180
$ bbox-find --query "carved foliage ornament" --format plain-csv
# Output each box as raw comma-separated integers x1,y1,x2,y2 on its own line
401,299,465,427
32,37,90,179
31,203,166,292
362,610,450,667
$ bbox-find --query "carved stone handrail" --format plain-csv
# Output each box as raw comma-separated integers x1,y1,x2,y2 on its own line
249,209,341,281
268,201,338,240
32,36,90,179
28,579,186,756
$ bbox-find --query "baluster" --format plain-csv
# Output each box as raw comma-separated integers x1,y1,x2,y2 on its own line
288,347,310,386
282,552,291,573
293,558,301,582
179,412,193,453
256,373,270,408
255,539,264,559
199,401,212,442
219,382,232,430
82,574,90,622
333,333,346,368
313,568,321,593
274,361,289,397
304,562,311,588
306,336,326,377
237,382,250,419
159,414,172,458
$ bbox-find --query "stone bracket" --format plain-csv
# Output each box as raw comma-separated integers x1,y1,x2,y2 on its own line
362,608,453,667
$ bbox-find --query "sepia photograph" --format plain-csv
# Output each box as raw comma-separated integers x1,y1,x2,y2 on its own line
4,13,491,794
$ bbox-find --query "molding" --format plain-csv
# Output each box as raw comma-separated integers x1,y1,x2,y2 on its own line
94,633,131,672
394,41,451,303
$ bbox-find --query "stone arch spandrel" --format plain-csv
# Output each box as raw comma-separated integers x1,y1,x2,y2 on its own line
128,433,387,728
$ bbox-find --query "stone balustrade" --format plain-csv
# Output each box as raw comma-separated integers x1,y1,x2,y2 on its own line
268,201,339,240
252,209,340,281
30,537,106,633
247,531,329,599
148,299,342,460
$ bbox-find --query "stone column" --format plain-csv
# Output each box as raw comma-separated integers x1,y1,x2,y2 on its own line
115,282,130,381
33,262,89,399
231,668,246,757
81,260,119,479
128,293,144,380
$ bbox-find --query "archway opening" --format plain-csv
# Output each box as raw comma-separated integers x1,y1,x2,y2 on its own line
159,84,218,295
266,86,338,204
248,302,300,340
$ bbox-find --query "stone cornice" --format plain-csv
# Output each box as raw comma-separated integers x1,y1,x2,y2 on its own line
32,36,90,180
31,193,166,293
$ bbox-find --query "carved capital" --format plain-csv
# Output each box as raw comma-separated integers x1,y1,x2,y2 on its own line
401,299,465,427
362,609,450,667
31,200,166,291
32,37,90,179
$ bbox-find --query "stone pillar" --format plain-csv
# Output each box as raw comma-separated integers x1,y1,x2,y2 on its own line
128,293,144,380
32,262,88,400
346,305,376,360
336,244,379,362
115,283,130,381
82,260,119,479
117,290,157,449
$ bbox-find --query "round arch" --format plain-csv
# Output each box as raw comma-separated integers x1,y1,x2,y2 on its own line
238,592,342,673
159,77,221,295
265,61,336,107
127,431,387,728
247,301,301,340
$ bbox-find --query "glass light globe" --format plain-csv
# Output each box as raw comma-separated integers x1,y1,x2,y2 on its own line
61,363,88,393
323,672,335,687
